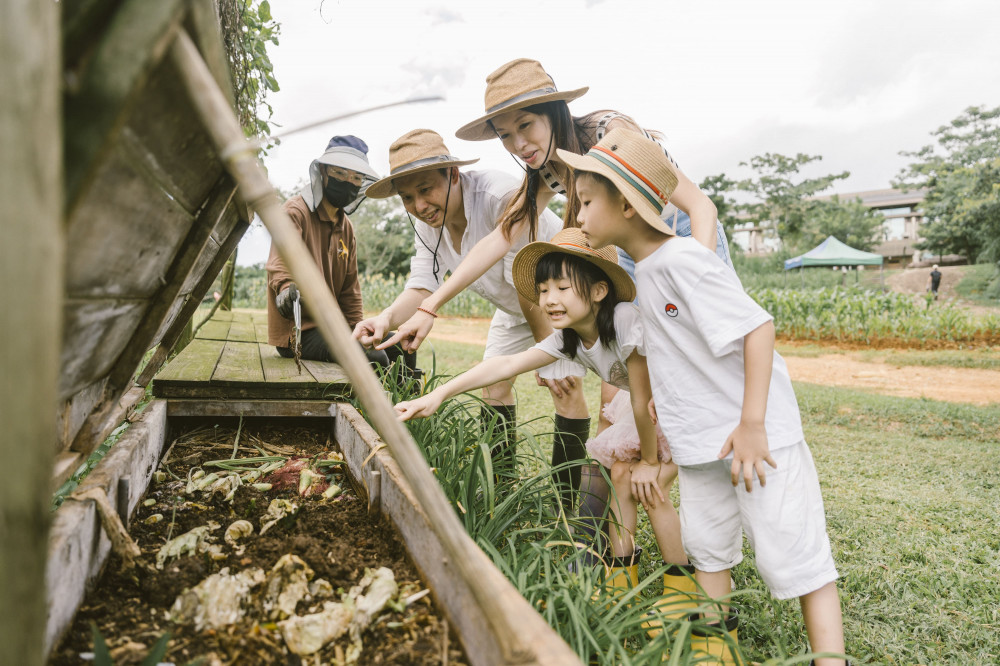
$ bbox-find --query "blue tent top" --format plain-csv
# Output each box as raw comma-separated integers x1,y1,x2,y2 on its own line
783,235,884,270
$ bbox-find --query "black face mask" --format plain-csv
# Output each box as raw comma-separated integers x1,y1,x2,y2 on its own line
323,177,361,209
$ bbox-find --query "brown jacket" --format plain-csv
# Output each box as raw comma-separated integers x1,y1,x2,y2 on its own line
266,195,363,348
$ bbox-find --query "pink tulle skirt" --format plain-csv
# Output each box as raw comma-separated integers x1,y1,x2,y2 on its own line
586,389,672,469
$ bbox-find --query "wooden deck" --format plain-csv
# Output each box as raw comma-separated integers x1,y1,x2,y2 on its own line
152,310,351,400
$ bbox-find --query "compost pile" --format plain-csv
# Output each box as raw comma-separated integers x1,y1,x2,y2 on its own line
50,420,467,665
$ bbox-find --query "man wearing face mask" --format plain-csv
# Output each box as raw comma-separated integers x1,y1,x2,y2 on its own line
266,135,413,375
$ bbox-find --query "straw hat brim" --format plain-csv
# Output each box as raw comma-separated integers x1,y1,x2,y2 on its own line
512,239,636,305
365,157,479,199
557,148,676,236
455,86,589,142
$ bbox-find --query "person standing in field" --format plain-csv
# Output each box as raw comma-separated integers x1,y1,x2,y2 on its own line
561,128,847,664
353,129,590,507
926,264,942,300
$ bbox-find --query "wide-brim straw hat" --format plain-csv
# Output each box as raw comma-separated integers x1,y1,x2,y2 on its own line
512,227,636,304
366,129,479,199
455,58,588,142
557,128,679,235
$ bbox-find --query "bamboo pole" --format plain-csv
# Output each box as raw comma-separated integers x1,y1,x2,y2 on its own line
1,0,62,663
169,31,543,665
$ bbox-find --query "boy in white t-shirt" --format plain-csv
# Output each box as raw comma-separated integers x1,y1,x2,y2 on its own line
558,129,847,665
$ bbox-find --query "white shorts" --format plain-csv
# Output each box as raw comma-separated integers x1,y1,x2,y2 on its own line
677,441,838,600
483,310,586,381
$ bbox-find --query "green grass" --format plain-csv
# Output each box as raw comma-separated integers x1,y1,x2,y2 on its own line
405,324,1000,665
955,263,1000,307
854,347,1000,370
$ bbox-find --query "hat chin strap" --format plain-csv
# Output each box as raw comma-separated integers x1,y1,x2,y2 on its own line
405,170,453,282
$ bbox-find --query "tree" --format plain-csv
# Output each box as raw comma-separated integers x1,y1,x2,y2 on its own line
698,173,739,241
799,196,883,252
736,153,850,250
352,198,415,277
895,105,1000,263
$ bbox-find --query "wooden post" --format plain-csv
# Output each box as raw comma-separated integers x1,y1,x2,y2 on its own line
170,30,548,664
0,1,62,663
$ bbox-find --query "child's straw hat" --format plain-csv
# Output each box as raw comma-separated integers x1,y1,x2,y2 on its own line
557,128,680,236
455,59,588,142
366,129,479,199
512,227,636,304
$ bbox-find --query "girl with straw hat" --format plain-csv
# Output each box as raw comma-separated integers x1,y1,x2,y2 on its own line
394,228,688,607
354,129,591,508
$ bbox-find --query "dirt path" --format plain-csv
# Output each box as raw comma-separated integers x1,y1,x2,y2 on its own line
426,318,1000,406
782,354,1000,406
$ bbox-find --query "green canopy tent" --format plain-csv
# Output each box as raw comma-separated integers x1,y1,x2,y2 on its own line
783,235,885,288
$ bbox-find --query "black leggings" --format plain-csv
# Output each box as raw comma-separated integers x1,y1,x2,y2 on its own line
276,327,416,375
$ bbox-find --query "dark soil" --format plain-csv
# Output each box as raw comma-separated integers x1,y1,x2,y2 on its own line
49,420,468,665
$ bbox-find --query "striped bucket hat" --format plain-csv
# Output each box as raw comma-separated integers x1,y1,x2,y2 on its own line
557,128,679,235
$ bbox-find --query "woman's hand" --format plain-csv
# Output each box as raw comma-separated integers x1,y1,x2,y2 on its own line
379,308,436,353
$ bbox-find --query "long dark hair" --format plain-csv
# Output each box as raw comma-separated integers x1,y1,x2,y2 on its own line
534,253,617,360
491,103,652,242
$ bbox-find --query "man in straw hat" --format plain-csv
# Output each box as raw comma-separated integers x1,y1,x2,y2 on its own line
353,129,592,504
267,135,414,377
558,128,847,664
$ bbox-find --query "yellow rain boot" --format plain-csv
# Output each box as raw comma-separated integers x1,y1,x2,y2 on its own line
644,562,700,638
596,548,642,608
689,611,741,666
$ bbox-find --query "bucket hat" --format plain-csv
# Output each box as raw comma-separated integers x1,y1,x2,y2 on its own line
366,129,479,199
512,227,635,304
455,58,588,142
303,135,381,213
557,128,679,235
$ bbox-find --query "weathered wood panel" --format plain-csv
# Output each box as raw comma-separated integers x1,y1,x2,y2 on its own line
154,338,224,385
179,205,241,296
226,313,257,342
57,378,108,452
259,344,315,383
212,340,264,384
63,0,187,212
45,401,168,654
195,317,232,341
66,143,195,299
59,300,147,400
167,399,339,419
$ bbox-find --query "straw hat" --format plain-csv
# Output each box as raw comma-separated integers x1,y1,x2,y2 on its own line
557,128,679,235
512,227,635,304
455,59,588,142
366,129,479,199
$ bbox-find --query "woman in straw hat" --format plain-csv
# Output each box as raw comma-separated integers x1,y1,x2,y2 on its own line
394,228,687,600
355,129,592,508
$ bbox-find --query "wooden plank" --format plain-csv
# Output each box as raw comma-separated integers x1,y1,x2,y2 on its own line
64,0,187,213
185,0,235,106
254,318,270,344
195,317,231,341
125,55,223,214
167,399,339,418
105,176,236,389
59,300,146,400
2,1,61,660
135,214,248,389
152,382,352,401
227,315,257,342
46,401,168,655
302,359,351,386
260,344,315,383
334,405,581,666
212,340,264,384
153,338,224,383
57,378,108,451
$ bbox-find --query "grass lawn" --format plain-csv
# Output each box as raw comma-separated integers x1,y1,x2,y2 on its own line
420,319,1000,665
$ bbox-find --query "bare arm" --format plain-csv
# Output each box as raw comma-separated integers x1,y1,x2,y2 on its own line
718,320,778,491
352,288,430,347
394,348,556,420
625,351,665,508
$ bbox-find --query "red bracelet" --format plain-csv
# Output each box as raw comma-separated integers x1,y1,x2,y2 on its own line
417,306,438,319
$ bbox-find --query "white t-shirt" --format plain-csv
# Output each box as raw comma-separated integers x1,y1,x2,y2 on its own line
405,169,562,317
533,302,645,390
635,237,804,466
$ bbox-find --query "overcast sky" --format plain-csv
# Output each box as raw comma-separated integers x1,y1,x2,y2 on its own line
237,0,1000,264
